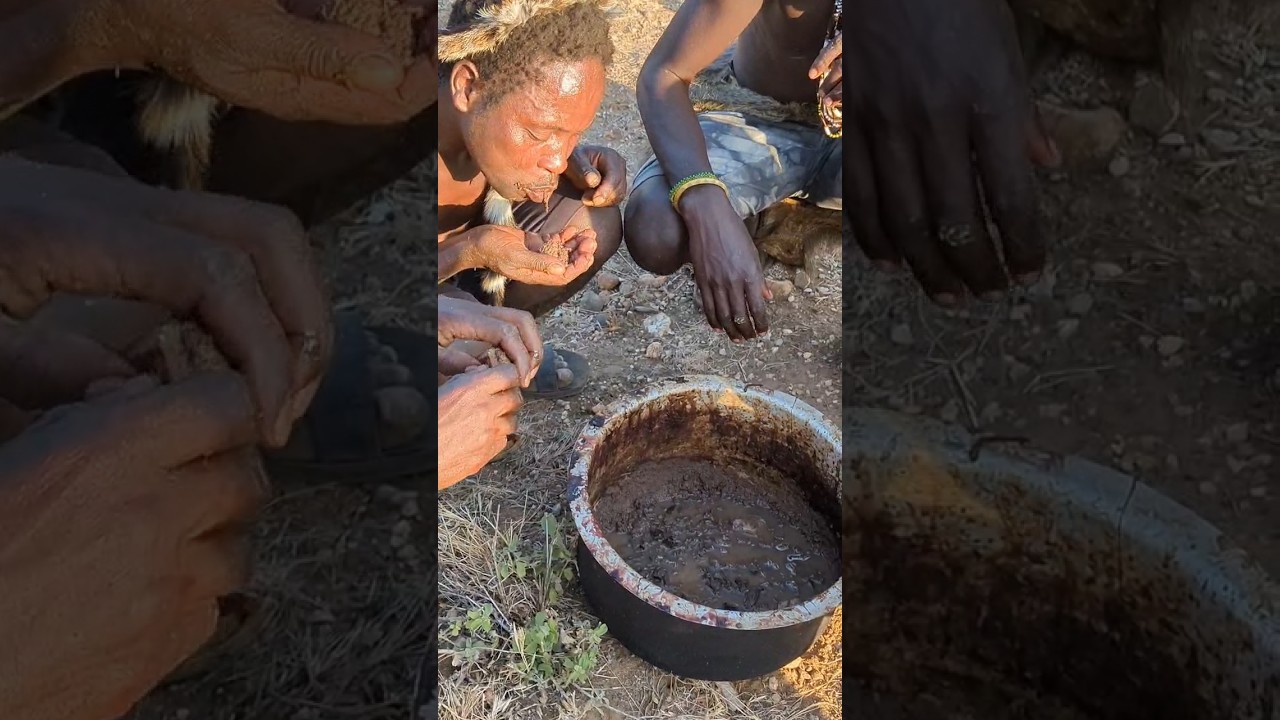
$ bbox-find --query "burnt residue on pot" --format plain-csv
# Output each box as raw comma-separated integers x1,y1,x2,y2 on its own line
842,409,1280,720
569,377,842,636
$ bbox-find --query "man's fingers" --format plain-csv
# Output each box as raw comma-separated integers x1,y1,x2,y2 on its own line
871,127,965,303
489,307,542,368
844,120,899,268
91,372,259,469
919,117,1007,298
460,363,523,395
809,39,841,79
0,206,293,440
727,284,754,340
567,149,602,190
747,281,770,336
173,449,268,542
138,189,332,413
0,323,136,409
973,108,1045,283
713,286,741,341
438,346,480,377
697,279,719,331
493,387,524,418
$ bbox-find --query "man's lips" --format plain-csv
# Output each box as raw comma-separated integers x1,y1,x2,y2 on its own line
525,186,554,203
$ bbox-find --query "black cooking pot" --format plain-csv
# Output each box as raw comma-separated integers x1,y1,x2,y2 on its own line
568,376,842,681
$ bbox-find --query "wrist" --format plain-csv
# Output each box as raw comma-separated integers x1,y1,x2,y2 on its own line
677,183,733,229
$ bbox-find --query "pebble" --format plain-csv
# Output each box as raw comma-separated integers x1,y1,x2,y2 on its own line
1250,486,1267,499
1057,318,1080,339
1066,292,1094,316
633,304,660,314
1156,336,1186,356
1158,132,1187,147
1205,87,1229,103
1240,280,1258,302
1198,481,1218,496
1038,102,1128,167
793,269,812,289
644,341,663,360
644,313,671,336
1009,304,1032,321
637,273,666,289
579,290,607,312
766,278,795,300
1225,422,1250,444
1108,155,1131,177
890,323,914,346
939,399,960,423
595,272,621,291
308,608,336,624
401,500,420,518
1092,261,1125,279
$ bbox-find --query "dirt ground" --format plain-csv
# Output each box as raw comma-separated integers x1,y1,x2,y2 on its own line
123,1,1278,719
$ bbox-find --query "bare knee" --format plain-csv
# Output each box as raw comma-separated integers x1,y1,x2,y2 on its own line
623,179,687,276
583,203,622,270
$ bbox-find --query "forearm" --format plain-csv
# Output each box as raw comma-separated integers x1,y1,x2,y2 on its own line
437,231,482,282
636,65,715,184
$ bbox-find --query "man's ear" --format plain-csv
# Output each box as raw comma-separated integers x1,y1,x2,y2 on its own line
451,61,483,113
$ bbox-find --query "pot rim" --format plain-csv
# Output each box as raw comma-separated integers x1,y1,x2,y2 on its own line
569,375,843,631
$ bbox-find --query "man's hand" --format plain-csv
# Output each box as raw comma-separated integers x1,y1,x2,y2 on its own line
0,155,332,447
438,297,542,386
809,30,842,109
682,188,771,341
438,365,523,490
565,145,628,208
0,373,266,720
80,0,436,125
471,225,597,287
844,0,1058,304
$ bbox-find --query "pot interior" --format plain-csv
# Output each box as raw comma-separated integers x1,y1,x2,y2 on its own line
584,381,841,613
844,408,1280,720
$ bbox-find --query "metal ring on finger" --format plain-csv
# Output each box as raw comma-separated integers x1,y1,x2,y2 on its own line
733,316,749,326
937,223,976,248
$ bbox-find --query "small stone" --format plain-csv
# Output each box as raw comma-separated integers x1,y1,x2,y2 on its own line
1092,261,1125,279
1240,280,1258,302
1128,80,1179,136
1066,292,1094,316
1201,128,1240,152
579,290,607,312
644,341,663,360
980,402,1003,424
636,273,666,289
1057,318,1080,339
1156,336,1185,356
375,485,402,504
633,304,660,314
766,279,795,300
890,323,914,346
1038,102,1128,167
1198,481,1218,496
591,403,607,415
1225,422,1250,444
1040,403,1067,419
596,272,621,291
1158,132,1187,147
1183,298,1206,313
793,269,812,289
1108,155,1132,177
1206,87,1229,103
401,500,420,518
1009,304,1032,321
644,313,671,336
1250,486,1267,498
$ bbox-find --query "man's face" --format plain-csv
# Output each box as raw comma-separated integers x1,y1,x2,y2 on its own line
460,58,606,202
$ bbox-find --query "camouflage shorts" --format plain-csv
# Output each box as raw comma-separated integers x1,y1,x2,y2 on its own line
632,110,842,218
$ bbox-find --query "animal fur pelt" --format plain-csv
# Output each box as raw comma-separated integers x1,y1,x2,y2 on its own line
689,49,820,127
479,189,518,306
439,0,618,61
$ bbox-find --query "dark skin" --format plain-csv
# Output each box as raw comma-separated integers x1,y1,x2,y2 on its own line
629,0,1061,328
437,56,626,316
0,373,266,720
0,0,435,124
843,0,1060,304
629,0,838,341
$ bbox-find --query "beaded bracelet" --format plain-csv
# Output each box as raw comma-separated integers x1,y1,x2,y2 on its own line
669,172,729,210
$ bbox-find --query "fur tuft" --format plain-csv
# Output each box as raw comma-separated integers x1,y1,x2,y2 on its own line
479,188,518,306
439,0,617,62
135,78,222,190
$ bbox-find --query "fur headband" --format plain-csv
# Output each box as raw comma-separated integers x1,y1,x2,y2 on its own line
438,0,616,63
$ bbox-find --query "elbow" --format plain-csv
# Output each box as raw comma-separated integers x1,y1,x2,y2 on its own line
636,61,682,115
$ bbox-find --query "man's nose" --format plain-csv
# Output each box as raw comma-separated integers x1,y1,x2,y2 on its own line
539,151,569,176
